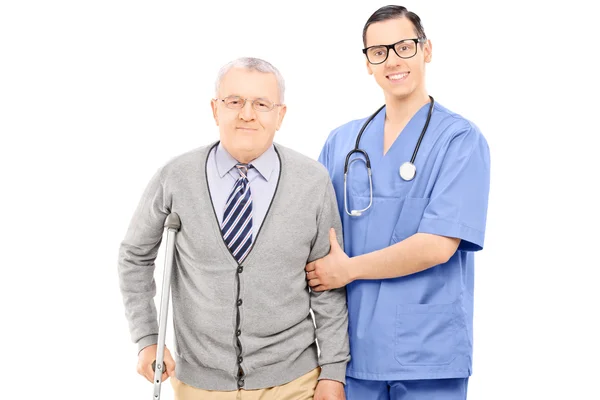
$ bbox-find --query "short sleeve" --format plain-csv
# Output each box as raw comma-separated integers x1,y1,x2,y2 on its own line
417,126,491,252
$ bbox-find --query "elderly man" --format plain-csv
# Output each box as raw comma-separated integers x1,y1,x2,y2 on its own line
118,57,349,400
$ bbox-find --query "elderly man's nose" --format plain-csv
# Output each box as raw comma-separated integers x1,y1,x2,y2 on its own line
239,101,255,120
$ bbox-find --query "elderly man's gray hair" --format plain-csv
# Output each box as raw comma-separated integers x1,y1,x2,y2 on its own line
214,57,286,103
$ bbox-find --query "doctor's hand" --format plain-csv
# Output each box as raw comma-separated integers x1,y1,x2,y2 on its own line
314,379,346,400
137,344,176,383
306,228,352,292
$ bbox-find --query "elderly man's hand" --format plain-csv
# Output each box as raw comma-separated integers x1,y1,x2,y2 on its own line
314,379,345,400
137,344,176,383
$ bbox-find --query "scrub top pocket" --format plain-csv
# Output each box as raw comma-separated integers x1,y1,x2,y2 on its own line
390,197,429,244
394,303,458,366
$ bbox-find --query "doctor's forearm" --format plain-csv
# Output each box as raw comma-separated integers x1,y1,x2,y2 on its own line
349,233,460,280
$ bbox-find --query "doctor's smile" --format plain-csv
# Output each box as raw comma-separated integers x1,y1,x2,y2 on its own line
387,71,409,82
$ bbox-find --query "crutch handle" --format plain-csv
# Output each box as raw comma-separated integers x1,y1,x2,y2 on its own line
164,213,181,230
152,360,167,373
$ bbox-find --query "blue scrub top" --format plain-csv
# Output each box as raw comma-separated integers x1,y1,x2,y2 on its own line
318,101,490,381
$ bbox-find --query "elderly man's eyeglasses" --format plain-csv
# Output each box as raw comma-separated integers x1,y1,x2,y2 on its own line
362,38,427,65
216,96,283,112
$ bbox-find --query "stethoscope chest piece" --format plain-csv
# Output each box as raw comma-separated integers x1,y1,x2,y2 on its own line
399,161,416,181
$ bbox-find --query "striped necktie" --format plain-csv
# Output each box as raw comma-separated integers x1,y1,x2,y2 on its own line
221,163,253,263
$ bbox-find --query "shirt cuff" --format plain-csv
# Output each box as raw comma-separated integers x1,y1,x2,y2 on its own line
318,362,348,385
137,334,159,354
418,216,485,252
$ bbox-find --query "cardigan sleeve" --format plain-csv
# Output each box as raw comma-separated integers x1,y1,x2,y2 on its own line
307,176,351,384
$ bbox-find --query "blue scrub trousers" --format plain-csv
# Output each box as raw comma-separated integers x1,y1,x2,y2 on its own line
345,377,469,400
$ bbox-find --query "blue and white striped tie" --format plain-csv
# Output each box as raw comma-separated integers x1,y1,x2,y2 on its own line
221,164,253,263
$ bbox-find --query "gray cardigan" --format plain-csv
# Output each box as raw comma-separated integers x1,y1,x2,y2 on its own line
117,142,350,390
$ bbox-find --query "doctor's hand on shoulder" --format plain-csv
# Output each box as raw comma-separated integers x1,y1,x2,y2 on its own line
314,379,346,400
306,228,352,292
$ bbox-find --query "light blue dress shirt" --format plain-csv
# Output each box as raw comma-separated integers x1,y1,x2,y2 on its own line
206,142,280,239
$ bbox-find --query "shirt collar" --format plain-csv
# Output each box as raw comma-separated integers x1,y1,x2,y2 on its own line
215,143,277,181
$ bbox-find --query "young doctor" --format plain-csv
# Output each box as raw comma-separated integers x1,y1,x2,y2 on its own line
305,5,491,399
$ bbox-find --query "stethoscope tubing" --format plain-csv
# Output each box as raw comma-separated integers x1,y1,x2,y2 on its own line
343,96,434,216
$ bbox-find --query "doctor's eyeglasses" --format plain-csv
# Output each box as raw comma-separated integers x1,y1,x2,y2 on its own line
362,38,427,65
216,96,283,112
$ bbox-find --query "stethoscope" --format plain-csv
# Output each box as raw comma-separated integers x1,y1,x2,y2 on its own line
344,95,435,217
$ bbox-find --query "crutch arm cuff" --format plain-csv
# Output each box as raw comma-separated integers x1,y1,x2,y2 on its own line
137,334,159,354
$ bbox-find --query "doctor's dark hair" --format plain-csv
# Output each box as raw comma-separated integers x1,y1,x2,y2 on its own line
362,5,427,46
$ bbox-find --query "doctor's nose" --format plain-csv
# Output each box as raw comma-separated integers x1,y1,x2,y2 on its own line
239,101,256,121
385,49,405,68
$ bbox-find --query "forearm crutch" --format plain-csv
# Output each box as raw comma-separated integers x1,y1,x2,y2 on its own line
152,212,181,399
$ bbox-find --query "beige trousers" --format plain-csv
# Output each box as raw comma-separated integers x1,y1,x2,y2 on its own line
170,367,320,400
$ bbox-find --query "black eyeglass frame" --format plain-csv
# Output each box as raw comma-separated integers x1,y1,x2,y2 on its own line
362,37,427,65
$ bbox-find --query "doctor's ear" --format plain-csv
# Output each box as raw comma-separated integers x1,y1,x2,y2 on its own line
424,39,433,63
211,98,219,126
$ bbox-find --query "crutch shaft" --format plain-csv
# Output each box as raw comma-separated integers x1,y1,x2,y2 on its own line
152,213,180,399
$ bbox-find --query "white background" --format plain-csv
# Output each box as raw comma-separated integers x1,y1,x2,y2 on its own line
1,1,599,399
